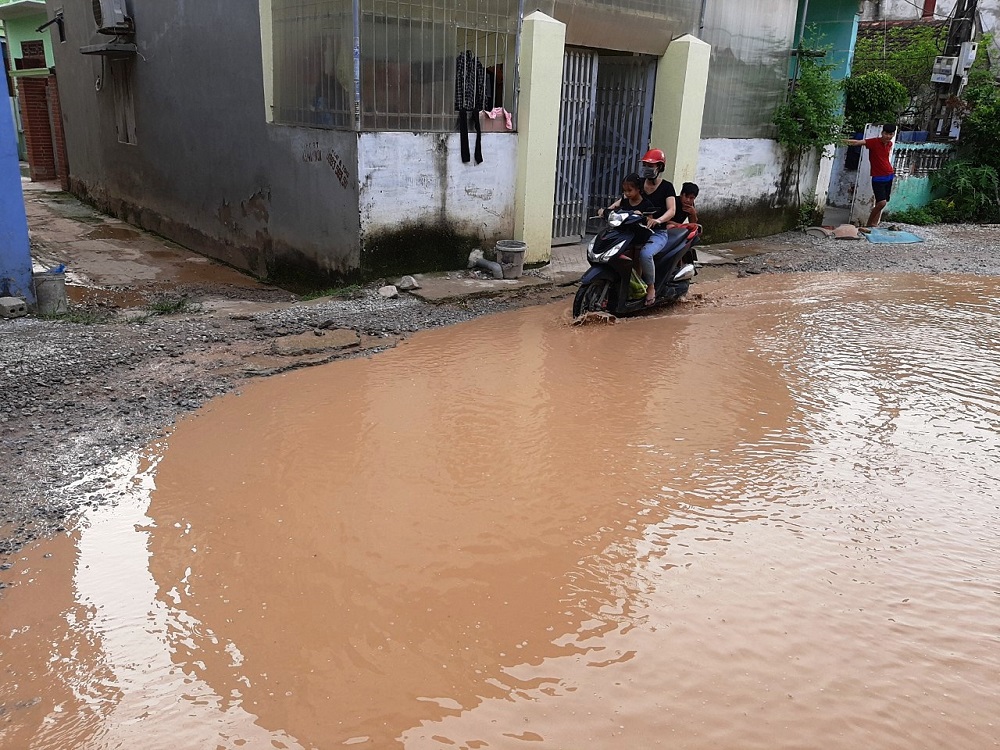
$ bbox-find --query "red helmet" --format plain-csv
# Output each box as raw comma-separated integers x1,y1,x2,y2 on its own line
641,148,665,166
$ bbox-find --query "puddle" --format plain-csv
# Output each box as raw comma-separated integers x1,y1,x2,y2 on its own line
83,226,142,242
3,273,999,749
66,286,151,309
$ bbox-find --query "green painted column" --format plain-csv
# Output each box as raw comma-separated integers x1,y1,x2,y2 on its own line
650,34,711,187
513,11,565,264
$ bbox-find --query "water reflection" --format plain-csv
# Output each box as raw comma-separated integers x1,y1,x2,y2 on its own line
3,273,999,749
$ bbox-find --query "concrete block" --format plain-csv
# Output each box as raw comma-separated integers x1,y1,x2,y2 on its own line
0,297,28,318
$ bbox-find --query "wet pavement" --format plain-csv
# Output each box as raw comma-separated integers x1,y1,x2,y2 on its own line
24,180,288,311
21,178,744,312
2,273,999,749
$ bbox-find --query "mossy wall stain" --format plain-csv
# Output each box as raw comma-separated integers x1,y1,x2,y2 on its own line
360,223,480,280
699,197,798,244
266,246,362,293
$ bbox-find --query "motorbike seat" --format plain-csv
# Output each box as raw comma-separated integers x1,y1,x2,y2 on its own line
657,228,690,256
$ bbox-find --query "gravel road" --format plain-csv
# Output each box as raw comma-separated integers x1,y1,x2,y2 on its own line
1,221,997,558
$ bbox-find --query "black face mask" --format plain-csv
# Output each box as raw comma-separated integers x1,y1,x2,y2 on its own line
639,164,659,180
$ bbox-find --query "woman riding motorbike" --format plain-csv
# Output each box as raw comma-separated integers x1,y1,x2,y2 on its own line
635,148,677,306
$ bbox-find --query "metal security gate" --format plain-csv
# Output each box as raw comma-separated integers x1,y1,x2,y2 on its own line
552,50,657,245
552,49,599,245
589,56,657,219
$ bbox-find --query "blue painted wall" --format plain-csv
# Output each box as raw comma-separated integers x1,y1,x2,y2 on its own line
794,0,860,81
886,143,954,212
0,97,31,303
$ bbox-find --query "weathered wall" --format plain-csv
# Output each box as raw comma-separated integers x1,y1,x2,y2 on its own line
47,0,360,285
826,145,859,208
357,132,517,276
3,14,55,68
0,73,32,303
831,139,955,219
693,138,820,241
798,0,860,80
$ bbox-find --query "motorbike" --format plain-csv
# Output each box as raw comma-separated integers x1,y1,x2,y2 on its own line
572,210,701,318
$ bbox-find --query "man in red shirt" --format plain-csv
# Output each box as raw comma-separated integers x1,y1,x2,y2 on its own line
846,124,896,227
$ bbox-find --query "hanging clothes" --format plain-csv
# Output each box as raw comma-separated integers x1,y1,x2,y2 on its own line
455,50,485,164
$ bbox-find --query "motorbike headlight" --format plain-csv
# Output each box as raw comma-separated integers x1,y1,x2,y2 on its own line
608,211,629,228
591,239,627,263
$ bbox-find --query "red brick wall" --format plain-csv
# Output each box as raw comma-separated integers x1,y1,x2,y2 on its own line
17,76,56,181
47,73,70,191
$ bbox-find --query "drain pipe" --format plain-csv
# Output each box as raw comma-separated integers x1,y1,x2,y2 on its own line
474,257,504,279
698,0,708,34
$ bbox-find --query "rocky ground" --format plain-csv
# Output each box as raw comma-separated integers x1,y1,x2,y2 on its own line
1,221,998,559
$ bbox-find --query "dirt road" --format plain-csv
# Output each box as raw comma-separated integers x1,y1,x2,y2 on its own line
2,217,998,558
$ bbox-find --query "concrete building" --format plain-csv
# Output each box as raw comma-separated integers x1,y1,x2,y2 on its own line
39,0,862,285
0,0,69,184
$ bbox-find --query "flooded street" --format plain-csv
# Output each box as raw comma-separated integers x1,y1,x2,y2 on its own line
2,273,999,749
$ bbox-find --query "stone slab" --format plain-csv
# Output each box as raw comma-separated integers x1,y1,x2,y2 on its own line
407,272,550,303
271,329,360,356
694,249,734,266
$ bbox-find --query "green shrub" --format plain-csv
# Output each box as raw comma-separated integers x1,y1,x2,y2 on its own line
955,65,1000,173
300,284,364,301
851,23,947,127
773,53,844,153
916,45,1000,225
796,194,822,229
930,161,1000,223
773,50,843,203
842,71,909,133
886,206,940,225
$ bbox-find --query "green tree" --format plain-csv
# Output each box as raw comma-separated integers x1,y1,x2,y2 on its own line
955,61,1000,172
851,24,948,129
842,71,909,132
773,50,844,204
931,34,1000,222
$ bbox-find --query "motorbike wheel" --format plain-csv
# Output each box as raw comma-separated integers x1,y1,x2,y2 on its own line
573,280,612,317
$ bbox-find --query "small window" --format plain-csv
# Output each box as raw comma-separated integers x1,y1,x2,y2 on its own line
18,41,47,70
111,58,136,144
270,0,519,132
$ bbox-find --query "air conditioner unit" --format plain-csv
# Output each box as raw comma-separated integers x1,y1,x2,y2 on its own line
92,0,133,35
930,56,958,84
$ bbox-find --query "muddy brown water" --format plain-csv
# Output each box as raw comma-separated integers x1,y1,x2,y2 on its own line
3,273,999,749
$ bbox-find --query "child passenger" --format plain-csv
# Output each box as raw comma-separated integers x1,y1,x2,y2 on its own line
599,173,655,217
670,182,699,226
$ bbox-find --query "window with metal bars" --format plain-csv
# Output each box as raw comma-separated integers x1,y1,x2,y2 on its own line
271,0,519,132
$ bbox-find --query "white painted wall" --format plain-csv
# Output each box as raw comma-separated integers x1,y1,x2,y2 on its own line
981,4,1000,66
693,138,821,209
358,132,518,242
827,144,861,208
859,0,932,21
849,124,883,224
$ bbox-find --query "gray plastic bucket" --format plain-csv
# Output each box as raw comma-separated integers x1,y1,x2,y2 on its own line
495,240,527,279
33,271,68,315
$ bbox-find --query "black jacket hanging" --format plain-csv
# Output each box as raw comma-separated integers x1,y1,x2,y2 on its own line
455,50,485,164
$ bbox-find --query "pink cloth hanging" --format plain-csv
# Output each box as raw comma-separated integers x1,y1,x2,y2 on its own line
482,107,513,130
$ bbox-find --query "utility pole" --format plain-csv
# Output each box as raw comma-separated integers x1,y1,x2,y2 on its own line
933,0,979,138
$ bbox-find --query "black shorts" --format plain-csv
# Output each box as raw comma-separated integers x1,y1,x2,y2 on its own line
872,179,894,202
